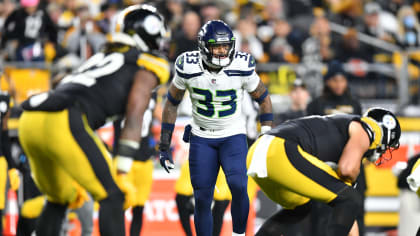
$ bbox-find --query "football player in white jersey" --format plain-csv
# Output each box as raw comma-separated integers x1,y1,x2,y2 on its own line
158,20,273,236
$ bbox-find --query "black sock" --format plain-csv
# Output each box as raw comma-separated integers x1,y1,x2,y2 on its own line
0,209,3,234
35,201,67,236
99,192,125,236
327,187,363,236
130,206,144,236
175,194,193,236
256,201,312,236
212,200,230,236
17,215,37,236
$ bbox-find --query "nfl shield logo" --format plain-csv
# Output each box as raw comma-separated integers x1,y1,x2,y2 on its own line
211,78,216,84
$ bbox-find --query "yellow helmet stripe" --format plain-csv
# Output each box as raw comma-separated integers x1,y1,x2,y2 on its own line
361,117,383,150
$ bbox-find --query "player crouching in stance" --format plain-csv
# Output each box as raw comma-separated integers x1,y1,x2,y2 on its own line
159,20,272,236
18,4,170,236
247,108,401,236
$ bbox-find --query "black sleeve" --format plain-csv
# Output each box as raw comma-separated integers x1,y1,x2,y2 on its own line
2,130,16,169
353,100,362,115
306,99,318,116
43,10,58,43
0,11,18,49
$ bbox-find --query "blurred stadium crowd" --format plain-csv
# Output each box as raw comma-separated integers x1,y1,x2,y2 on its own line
1,0,420,236
1,0,420,102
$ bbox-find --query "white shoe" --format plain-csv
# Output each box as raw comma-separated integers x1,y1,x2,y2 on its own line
232,233,245,236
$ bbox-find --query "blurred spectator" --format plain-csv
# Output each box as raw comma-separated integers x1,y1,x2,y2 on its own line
268,19,299,63
200,2,221,23
234,19,265,61
396,153,420,236
379,0,405,15
261,0,285,22
397,5,420,48
302,16,334,63
169,10,201,60
362,2,398,43
325,0,363,27
0,0,57,61
301,16,334,96
273,78,310,126
0,0,16,31
96,2,119,35
336,28,372,63
164,0,185,32
307,60,362,116
61,2,106,60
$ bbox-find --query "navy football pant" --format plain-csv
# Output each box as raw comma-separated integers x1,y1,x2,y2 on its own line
189,134,249,236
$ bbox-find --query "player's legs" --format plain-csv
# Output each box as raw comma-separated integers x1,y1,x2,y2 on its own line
128,160,154,236
175,161,194,236
213,169,231,236
19,109,125,236
19,113,79,236
219,134,249,234
189,134,219,236
247,136,361,236
0,156,7,234
256,201,312,236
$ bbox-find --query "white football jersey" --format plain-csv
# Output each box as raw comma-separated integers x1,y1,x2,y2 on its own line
172,50,260,138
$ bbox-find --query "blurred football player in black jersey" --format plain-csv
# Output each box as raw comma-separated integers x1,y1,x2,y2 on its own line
247,108,401,236
113,92,157,236
17,4,170,236
0,90,19,234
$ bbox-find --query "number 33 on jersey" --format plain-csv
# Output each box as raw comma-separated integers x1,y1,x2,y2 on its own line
173,50,259,137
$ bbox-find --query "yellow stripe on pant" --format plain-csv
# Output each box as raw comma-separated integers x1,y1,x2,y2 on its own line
0,156,6,210
247,136,350,210
18,108,118,205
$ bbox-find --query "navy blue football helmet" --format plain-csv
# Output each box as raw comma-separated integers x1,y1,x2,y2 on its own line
198,20,236,68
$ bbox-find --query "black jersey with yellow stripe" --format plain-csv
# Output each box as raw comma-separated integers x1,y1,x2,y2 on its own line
0,91,11,119
21,48,170,130
267,114,361,163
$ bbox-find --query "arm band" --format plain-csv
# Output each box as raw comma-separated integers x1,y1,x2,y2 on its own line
259,113,273,123
116,139,140,173
167,92,181,106
117,139,139,158
160,123,175,151
254,89,268,104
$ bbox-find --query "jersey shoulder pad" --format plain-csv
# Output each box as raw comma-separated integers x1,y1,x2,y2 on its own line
137,52,170,85
224,51,255,77
174,51,203,79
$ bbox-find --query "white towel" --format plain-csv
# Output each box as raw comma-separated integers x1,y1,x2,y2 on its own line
407,166,420,192
247,135,275,178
